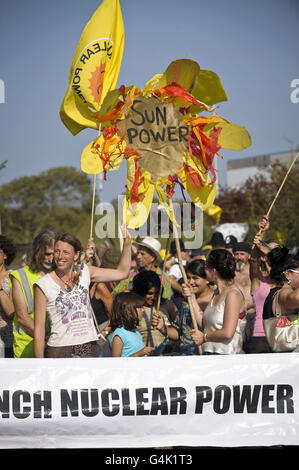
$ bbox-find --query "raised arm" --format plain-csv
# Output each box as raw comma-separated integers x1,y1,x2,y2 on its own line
88,226,131,283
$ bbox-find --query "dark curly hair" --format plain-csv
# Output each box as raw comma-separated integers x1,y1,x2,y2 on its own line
0,235,17,266
110,292,145,331
267,246,299,284
132,270,161,297
205,249,236,280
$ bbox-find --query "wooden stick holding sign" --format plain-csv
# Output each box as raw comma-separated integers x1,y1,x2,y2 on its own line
90,174,97,239
89,125,103,239
252,151,299,248
265,151,298,218
169,198,202,355
156,235,171,314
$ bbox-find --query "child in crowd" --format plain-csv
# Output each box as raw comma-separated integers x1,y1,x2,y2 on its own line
110,292,153,357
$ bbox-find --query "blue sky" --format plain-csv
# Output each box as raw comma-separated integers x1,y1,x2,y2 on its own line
0,0,298,203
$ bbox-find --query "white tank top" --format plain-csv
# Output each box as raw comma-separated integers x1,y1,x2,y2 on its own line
202,289,245,355
35,264,98,347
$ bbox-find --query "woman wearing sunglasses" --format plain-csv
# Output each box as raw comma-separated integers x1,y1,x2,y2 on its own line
263,246,299,324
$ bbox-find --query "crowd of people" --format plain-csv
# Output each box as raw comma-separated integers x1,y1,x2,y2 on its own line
0,214,298,359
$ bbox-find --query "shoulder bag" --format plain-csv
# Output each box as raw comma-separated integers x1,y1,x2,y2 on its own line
263,289,299,352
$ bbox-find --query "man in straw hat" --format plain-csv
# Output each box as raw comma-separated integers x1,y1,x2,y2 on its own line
112,236,171,300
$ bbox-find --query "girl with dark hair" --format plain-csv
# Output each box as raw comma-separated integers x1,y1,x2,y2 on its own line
132,269,161,307
191,249,246,354
263,246,299,325
171,259,214,355
34,227,132,358
183,259,215,311
110,292,152,357
132,270,178,349
0,235,17,357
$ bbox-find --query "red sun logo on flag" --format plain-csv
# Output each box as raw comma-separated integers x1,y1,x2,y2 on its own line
89,63,106,105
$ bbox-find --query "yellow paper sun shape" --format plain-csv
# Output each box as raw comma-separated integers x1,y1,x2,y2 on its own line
89,63,106,105
81,59,251,228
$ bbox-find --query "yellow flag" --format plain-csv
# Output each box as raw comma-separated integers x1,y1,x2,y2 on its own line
60,0,125,135
204,204,222,222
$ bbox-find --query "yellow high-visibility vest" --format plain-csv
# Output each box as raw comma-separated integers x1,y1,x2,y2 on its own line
10,266,41,358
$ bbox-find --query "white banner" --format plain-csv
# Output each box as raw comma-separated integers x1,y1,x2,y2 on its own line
1,354,299,449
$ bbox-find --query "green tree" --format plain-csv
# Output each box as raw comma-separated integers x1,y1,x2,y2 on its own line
0,166,96,244
215,161,299,247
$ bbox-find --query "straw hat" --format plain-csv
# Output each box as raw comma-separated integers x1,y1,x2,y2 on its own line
134,237,162,263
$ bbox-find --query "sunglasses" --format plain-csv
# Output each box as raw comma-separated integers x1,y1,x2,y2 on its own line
289,269,299,275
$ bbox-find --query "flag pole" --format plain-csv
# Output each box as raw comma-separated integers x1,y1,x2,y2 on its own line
265,151,298,218
156,236,171,314
252,151,298,246
89,125,103,239
90,173,97,239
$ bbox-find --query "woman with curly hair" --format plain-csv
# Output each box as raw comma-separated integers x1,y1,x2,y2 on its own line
0,235,17,357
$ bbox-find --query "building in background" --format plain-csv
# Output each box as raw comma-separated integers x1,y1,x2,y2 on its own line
227,149,299,188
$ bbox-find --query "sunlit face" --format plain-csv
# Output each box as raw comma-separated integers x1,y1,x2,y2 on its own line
186,272,209,295
234,250,250,271
234,250,250,264
54,241,79,271
136,248,155,268
144,286,159,307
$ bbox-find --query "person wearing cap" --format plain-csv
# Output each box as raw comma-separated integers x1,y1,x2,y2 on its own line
233,242,251,270
211,232,226,250
112,236,172,300
233,242,255,317
168,239,190,298
201,231,226,253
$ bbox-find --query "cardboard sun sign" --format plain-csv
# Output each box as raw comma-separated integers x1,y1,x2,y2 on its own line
117,96,189,181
